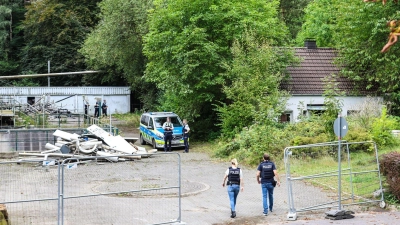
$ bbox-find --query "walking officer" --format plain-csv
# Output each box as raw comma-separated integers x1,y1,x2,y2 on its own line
222,159,244,218
256,153,280,216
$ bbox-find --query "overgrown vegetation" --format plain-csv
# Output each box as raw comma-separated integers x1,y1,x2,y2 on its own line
380,152,400,203
216,96,400,166
112,113,141,128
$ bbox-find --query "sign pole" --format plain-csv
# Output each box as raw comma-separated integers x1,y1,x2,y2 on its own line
338,114,342,210
326,114,354,220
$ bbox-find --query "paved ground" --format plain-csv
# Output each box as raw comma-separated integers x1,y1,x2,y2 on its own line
122,127,400,225
0,124,399,225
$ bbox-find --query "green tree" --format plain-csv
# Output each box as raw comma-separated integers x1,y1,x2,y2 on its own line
279,0,312,41
144,0,289,138
80,0,155,108
216,31,294,138
21,0,101,86
0,0,25,77
334,2,400,113
295,0,340,47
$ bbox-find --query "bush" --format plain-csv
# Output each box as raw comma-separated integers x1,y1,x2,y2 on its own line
344,128,374,152
380,152,400,202
215,124,290,166
371,107,399,147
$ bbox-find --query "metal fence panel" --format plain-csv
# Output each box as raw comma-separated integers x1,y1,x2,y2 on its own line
0,153,183,225
60,154,181,225
284,141,384,219
0,160,59,225
0,129,85,152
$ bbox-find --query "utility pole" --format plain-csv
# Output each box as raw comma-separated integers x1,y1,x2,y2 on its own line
48,61,50,87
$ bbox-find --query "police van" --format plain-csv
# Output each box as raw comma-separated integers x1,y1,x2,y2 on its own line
139,112,185,149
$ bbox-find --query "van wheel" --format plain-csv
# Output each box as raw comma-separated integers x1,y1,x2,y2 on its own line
152,139,157,149
139,134,145,145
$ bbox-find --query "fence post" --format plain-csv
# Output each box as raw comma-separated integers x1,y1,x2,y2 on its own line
15,130,18,151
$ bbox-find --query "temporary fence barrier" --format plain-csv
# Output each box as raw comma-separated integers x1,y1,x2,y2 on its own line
284,141,385,220
0,153,184,225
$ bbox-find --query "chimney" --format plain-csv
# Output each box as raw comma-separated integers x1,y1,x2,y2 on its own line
304,39,317,49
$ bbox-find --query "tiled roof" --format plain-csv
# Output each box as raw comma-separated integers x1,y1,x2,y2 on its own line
281,48,378,95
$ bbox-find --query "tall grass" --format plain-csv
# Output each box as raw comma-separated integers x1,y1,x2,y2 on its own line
113,113,141,127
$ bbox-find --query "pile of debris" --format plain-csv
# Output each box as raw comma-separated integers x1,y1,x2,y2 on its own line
19,125,156,164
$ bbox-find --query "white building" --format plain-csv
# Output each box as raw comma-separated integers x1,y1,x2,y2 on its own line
0,86,131,115
280,42,382,122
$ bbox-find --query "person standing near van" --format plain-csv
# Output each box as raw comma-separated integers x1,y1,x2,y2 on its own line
162,117,174,152
222,159,244,218
256,153,280,216
102,100,108,117
182,119,190,153
94,103,100,118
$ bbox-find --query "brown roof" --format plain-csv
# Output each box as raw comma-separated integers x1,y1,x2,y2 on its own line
281,48,377,95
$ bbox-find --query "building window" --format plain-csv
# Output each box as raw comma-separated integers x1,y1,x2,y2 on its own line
347,110,360,116
280,112,292,123
307,104,326,116
27,97,35,105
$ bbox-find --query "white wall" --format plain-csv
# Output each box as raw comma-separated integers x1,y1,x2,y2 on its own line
1,86,131,115
13,94,131,115
285,95,383,122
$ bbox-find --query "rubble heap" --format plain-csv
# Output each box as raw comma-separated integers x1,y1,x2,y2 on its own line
19,125,156,163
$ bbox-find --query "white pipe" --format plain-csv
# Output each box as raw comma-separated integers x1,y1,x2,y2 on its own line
19,152,85,158
78,144,97,154
45,143,59,150
57,141,71,145
41,148,60,154
96,151,118,162
53,130,80,141
54,143,64,147
118,155,141,159
0,71,100,79
81,141,102,146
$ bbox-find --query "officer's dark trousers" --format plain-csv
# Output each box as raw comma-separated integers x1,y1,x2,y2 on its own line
164,132,173,151
102,109,107,117
183,134,189,152
94,109,99,118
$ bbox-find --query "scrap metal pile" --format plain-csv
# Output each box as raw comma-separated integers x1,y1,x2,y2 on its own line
19,125,156,163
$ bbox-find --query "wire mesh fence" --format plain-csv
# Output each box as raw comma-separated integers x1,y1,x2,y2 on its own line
0,127,118,152
0,153,183,225
0,129,85,152
284,141,384,219
0,160,59,225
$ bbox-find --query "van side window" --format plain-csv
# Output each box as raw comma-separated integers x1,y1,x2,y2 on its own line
141,115,149,126
149,118,154,128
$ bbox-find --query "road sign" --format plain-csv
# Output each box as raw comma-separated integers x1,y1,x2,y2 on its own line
334,117,348,138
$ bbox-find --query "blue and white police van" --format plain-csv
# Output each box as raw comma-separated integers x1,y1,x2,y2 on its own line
139,112,185,149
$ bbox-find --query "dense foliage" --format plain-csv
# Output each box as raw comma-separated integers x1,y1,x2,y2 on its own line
21,0,101,86
143,0,290,138
0,0,25,77
80,0,153,90
216,31,294,139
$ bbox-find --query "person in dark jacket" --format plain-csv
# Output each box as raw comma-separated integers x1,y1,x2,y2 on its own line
102,100,108,117
182,119,190,153
94,103,100,118
162,117,173,152
256,153,281,216
222,158,244,218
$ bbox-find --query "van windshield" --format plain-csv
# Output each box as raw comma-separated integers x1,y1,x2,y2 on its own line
154,117,182,128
